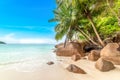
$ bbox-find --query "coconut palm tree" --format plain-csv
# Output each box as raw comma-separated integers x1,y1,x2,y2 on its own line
75,0,106,46
50,0,116,47
49,0,99,46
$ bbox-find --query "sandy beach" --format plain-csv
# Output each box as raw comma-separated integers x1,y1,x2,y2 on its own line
0,57,120,80
0,0,120,80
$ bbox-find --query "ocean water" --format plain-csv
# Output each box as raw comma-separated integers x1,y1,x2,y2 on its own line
0,44,56,71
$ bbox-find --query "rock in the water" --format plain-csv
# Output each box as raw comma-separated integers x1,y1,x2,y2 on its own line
88,50,100,61
101,43,120,65
71,54,81,61
66,64,86,74
47,61,54,65
95,58,115,72
55,42,85,57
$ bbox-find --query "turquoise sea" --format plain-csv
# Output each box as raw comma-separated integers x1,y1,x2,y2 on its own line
0,44,56,71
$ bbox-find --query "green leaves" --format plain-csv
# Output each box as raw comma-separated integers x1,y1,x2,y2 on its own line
49,0,120,45
96,16,120,39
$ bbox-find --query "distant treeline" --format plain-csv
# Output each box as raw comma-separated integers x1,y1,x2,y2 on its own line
0,41,6,44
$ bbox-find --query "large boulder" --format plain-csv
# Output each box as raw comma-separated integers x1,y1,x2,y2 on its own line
101,43,120,65
95,58,115,72
71,54,81,61
88,50,100,61
55,42,85,57
101,43,120,57
66,64,86,74
56,48,75,56
102,56,120,65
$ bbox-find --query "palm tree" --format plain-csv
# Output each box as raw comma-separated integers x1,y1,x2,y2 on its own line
49,0,98,46
58,0,106,46
49,0,73,41
50,0,120,47
75,0,106,46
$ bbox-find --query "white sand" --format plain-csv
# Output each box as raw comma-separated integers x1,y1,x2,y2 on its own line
0,57,120,80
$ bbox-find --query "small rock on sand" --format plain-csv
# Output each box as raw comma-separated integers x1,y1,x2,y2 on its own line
66,64,86,74
47,61,54,65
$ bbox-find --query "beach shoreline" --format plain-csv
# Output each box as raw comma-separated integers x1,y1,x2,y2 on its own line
0,56,120,80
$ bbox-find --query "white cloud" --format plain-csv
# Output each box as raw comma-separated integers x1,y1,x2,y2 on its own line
0,33,19,43
19,38,56,44
0,33,57,44
4,33,15,40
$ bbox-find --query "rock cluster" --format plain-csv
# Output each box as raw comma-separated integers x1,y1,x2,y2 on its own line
95,43,120,71
55,42,120,73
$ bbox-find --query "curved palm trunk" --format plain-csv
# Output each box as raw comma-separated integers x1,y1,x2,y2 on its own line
64,37,67,48
63,26,72,48
87,15,105,47
75,26,99,45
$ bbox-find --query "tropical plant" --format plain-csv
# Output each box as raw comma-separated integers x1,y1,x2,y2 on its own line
50,0,120,47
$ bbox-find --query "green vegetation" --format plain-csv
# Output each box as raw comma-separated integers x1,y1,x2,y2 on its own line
50,0,120,47
0,41,6,44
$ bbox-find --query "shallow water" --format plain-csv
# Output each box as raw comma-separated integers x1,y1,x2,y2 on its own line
0,44,56,71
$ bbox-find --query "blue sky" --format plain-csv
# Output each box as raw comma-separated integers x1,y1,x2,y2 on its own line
0,0,58,44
